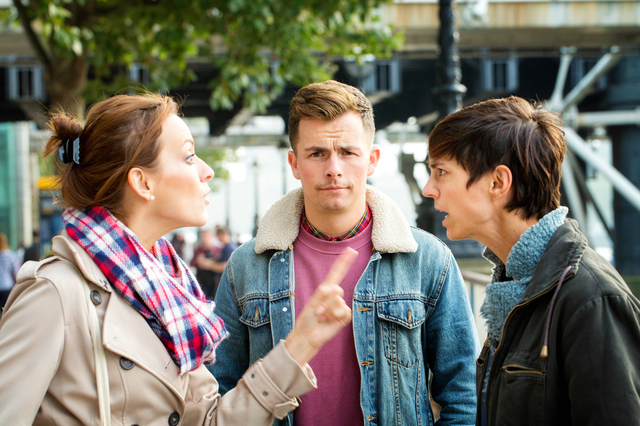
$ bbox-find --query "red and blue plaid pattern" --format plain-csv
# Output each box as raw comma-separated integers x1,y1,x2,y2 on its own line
301,205,372,241
63,206,228,375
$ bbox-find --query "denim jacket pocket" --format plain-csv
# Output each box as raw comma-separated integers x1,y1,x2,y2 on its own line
239,297,271,328
377,299,425,368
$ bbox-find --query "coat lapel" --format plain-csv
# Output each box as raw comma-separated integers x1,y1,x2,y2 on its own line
54,234,186,400
101,291,185,398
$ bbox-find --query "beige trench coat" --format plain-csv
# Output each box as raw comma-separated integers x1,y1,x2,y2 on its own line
0,234,316,425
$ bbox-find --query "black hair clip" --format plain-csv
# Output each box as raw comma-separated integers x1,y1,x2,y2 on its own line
58,138,81,165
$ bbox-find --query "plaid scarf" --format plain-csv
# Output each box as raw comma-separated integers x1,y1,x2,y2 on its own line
63,206,228,375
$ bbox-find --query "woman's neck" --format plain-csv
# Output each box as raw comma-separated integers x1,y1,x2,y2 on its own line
480,212,539,265
118,207,169,251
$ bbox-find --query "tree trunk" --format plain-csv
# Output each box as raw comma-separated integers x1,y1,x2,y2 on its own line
44,55,88,122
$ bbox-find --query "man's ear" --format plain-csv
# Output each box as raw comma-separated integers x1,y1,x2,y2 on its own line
491,165,513,202
288,150,301,180
367,146,381,176
127,167,154,201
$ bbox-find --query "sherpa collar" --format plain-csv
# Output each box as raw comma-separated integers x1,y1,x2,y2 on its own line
254,185,418,254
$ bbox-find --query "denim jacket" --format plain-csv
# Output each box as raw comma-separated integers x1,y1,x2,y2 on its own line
211,186,478,426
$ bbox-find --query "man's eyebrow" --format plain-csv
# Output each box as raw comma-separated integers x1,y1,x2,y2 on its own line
427,160,443,168
303,145,329,152
302,144,362,152
338,144,362,152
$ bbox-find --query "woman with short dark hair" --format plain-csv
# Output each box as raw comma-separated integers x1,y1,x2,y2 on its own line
423,96,640,426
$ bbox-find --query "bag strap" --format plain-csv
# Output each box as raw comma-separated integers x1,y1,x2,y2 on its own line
56,257,111,426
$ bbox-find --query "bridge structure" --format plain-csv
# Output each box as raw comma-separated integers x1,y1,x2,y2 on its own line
0,0,639,276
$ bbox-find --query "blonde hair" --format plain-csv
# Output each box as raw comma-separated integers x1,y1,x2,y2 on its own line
288,80,374,152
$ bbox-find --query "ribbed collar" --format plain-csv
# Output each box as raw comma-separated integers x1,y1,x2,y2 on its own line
481,207,568,348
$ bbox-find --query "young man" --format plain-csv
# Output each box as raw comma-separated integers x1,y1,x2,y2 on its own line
211,80,478,425
422,96,640,425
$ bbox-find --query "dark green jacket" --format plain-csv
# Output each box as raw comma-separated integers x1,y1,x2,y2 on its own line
477,219,640,425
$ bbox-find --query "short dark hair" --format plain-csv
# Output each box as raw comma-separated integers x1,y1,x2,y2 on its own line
428,96,566,220
288,80,374,152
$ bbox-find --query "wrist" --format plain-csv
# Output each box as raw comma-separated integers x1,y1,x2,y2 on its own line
284,332,317,366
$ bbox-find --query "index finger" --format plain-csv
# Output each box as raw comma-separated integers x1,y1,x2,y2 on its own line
323,247,359,286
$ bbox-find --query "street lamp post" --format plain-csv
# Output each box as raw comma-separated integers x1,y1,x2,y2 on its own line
418,0,467,235
225,179,231,230
252,160,260,237
278,136,290,196
434,0,466,119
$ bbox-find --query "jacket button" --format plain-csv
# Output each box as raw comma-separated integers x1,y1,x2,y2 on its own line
168,412,180,425
120,357,135,370
90,290,102,305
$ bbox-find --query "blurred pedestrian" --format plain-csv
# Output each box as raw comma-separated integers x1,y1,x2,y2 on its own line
190,228,220,300
0,232,19,313
214,226,238,273
195,226,238,300
22,229,42,263
170,232,186,258
0,91,356,424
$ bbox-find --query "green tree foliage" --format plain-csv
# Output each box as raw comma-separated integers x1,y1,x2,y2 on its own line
9,0,402,119
8,0,401,186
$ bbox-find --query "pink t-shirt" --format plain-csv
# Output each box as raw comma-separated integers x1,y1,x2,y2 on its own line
293,220,373,425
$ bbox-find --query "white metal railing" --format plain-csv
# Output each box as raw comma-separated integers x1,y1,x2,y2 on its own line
462,269,490,345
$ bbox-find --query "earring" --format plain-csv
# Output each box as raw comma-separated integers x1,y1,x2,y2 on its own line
150,195,155,201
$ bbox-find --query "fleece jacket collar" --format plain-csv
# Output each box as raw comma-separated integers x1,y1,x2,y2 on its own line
254,185,418,254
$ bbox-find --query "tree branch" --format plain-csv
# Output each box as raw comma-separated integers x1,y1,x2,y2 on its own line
12,0,53,68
